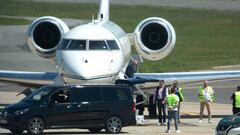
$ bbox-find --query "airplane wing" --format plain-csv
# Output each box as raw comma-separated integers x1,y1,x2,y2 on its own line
0,70,240,88
134,70,240,84
0,70,57,87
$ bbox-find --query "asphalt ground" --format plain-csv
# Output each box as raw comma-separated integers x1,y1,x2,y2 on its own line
0,118,221,135
0,78,235,117
0,81,229,135
0,81,232,135
0,25,55,72
0,1,239,134
0,23,240,104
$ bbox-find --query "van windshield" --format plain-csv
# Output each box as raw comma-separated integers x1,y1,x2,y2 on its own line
23,86,56,102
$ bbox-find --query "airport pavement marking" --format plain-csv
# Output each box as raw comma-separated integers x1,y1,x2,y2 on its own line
181,112,199,116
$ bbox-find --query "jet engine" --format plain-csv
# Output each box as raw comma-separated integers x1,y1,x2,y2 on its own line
134,17,176,61
27,16,69,60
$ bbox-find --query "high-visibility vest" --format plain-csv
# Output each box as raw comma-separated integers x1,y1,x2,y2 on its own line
199,86,214,102
166,94,179,107
178,88,184,102
235,91,240,108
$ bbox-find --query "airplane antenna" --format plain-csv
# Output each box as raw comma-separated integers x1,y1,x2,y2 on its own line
98,0,109,20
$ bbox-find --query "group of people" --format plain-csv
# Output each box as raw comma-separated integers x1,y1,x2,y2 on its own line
153,80,214,133
153,79,240,133
153,80,184,133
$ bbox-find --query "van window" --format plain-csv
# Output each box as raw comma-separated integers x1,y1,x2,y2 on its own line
102,87,130,102
23,86,54,102
116,89,129,100
71,87,101,102
51,89,70,104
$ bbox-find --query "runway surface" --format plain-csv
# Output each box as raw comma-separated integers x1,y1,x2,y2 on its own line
0,78,239,104
0,0,239,104
0,118,221,135
0,1,239,135
0,25,55,72
0,24,240,105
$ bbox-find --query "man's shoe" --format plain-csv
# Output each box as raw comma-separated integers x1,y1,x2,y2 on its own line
208,120,213,123
198,120,202,123
163,122,167,126
165,130,170,133
176,130,181,133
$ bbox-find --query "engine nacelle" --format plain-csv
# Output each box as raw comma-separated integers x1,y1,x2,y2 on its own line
134,17,176,61
27,16,69,60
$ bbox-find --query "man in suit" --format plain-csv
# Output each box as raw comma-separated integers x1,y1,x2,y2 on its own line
154,80,168,126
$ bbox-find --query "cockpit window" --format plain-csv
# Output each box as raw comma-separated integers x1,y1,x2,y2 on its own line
89,40,108,50
58,39,70,50
67,40,86,50
107,40,119,50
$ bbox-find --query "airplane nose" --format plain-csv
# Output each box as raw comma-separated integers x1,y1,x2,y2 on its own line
57,51,122,80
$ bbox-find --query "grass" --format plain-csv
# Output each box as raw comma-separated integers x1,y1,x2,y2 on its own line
0,17,30,25
0,0,240,72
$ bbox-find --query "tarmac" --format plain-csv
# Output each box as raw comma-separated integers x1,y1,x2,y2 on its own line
0,83,233,118
0,87,229,135
0,70,237,135
0,117,221,135
0,0,239,134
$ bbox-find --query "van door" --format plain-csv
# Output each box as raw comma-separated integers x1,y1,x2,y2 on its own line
45,89,73,127
69,87,108,126
101,87,134,123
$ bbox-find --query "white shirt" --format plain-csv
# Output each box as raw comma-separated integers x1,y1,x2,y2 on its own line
172,96,179,111
157,87,168,100
199,87,214,102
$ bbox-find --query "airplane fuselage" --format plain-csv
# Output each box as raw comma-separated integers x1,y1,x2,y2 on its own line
56,20,131,84
26,0,176,85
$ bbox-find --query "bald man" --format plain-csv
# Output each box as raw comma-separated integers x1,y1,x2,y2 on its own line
198,80,214,123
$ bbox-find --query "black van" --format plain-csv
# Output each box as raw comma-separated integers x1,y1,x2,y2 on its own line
0,85,136,134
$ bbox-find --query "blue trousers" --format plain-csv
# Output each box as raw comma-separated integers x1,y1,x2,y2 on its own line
157,100,166,123
167,111,179,130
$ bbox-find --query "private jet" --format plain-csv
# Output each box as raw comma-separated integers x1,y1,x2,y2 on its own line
0,0,240,86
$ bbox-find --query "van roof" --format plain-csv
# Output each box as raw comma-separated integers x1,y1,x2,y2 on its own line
44,84,131,89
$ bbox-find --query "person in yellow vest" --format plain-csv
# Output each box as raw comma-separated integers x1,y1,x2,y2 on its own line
198,80,214,123
172,80,184,123
165,87,181,133
231,85,240,114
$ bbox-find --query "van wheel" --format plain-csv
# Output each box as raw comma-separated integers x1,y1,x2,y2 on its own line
27,117,45,135
88,128,102,133
105,116,122,133
9,129,24,134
